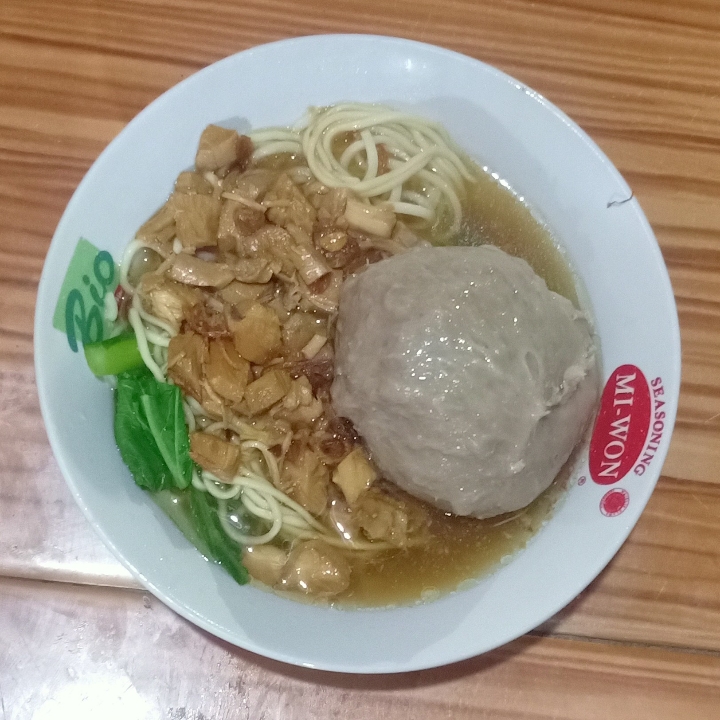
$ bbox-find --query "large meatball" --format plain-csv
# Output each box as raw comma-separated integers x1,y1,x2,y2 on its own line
331,245,600,519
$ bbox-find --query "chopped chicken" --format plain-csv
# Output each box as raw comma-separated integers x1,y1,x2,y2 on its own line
219,280,273,315
189,431,242,481
231,168,277,201
218,198,266,248
138,274,202,333
281,540,351,598
167,253,235,288
239,225,295,276
183,301,229,338
282,311,326,353
274,376,324,426
227,414,290,449
284,224,331,285
230,303,282,364
315,187,348,228
302,270,343,313
280,445,329,515
173,193,222,248
199,380,227,420
332,447,377,505
174,170,214,196
243,545,288,587
195,125,253,173
233,257,274,284
129,122,440,585
351,488,410,547
135,198,176,249
167,331,207,401
205,338,251,405
244,368,292,415
265,173,317,236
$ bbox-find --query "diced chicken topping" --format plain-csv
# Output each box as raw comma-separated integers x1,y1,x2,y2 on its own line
303,270,343,313
332,447,377,505
205,338,251,405
219,280,274,315
242,545,288,587
135,199,176,249
195,125,253,173
285,224,331,285
183,301,229,338
174,193,222,248
167,253,235,288
351,489,410,547
129,125,436,588
218,198,266,246
175,170,214,196
281,540,351,597
167,331,207,401
230,303,282,364
265,173,317,236
315,187,348,228
137,274,202,333
280,445,329,515
231,168,276,201
244,368,292,415
189,432,242,481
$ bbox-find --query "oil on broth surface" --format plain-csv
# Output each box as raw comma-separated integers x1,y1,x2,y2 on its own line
154,163,581,608
334,170,580,607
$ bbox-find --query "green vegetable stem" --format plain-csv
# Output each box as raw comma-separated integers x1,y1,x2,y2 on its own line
84,333,144,376
190,488,249,585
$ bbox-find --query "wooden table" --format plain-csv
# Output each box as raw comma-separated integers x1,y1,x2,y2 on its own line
2,0,720,717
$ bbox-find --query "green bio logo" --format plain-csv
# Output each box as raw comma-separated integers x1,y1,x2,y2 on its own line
53,238,117,352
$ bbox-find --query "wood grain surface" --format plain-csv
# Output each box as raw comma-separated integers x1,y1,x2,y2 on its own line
2,0,720,717
3,576,720,720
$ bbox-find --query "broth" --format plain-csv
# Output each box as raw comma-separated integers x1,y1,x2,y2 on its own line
155,166,580,607
332,171,579,607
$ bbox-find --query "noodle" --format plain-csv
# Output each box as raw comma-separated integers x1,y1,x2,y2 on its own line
250,103,477,239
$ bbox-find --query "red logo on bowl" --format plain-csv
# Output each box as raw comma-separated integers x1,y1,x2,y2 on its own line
589,365,651,485
600,488,629,517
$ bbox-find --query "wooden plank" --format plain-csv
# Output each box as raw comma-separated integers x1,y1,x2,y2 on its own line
539,476,720,649
1,575,719,720
0,367,136,587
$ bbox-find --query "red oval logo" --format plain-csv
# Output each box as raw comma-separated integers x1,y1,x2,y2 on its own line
600,488,630,516
590,364,651,485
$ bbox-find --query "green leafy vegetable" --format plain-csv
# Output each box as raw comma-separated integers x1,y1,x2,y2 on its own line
115,369,173,492
114,370,247,585
141,383,193,490
85,333,144,376
114,368,192,492
190,487,249,585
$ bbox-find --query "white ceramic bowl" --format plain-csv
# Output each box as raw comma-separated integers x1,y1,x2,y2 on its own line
35,35,681,673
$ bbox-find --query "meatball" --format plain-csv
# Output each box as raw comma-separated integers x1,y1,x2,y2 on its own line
331,245,600,519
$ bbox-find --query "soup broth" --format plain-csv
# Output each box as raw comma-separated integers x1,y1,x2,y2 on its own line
333,171,578,607
153,164,580,607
